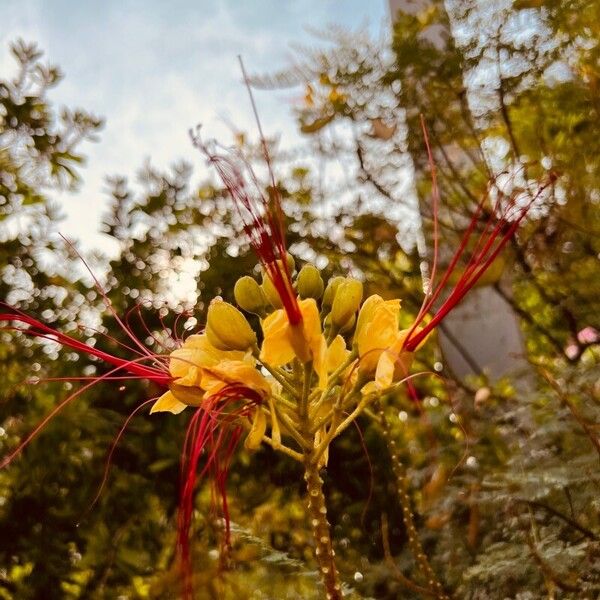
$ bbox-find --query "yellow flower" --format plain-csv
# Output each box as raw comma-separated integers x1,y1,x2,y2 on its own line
354,294,429,394
355,295,401,374
364,327,428,395
171,334,246,378
150,334,257,414
149,389,192,415
373,329,414,389
260,298,327,385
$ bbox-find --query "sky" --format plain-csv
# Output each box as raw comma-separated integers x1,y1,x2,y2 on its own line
0,0,390,252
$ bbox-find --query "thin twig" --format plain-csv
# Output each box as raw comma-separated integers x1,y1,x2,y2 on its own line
381,513,436,597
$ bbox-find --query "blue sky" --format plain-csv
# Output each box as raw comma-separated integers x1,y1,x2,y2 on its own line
1,0,389,251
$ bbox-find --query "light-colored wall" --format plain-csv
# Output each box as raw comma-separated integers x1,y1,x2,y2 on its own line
388,0,531,384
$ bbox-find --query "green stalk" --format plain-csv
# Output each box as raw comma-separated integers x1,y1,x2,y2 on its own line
258,360,299,399
303,457,342,600
299,361,312,421
377,404,450,600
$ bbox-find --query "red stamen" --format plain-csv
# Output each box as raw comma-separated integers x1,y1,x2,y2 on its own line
173,309,194,345
84,397,158,518
75,322,149,360
192,137,301,325
60,235,164,363
0,313,170,384
177,384,262,600
126,302,172,357
403,173,556,352
190,61,301,325
0,355,168,469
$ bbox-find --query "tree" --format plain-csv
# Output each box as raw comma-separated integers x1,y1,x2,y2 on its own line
1,3,599,596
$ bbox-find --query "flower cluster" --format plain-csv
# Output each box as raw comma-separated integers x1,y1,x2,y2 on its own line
1,260,421,600
158,256,432,598
152,257,422,462
1,108,556,598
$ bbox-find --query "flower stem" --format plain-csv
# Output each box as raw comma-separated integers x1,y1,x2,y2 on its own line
299,362,312,421
258,360,299,400
303,458,342,600
377,404,450,600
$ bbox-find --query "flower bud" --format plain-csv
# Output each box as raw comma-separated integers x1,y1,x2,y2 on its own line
354,294,383,343
261,274,283,309
339,313,356,334
284,253,296,274
206,299,257,351
234,276,266,314
322,276,345,309
296,264,324,299
331,278,363,330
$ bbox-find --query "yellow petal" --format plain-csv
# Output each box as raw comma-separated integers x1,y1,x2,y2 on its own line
326,335,350,373
170,384,204,407
313,334,347,390
174,365,201,387
244,408,267,450
260,298,326,373
374,330,416,389
294,298,328,386
150,391,187,415
169,334,245,378
357,298,401,374
355,295,384,345
375,350,396,389
198,371,227,397
201,360,271,397
260,309,295,366
299,298,325,361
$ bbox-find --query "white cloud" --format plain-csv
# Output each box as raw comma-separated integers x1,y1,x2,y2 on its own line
1,0,387,254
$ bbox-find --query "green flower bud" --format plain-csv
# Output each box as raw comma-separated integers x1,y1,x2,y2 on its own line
296,264,324,299
322,276,345,309
261,274,283,309
339,312,356,334
234,276,266,314
331,278,363,330
206,299,257,351
354,294,383,342
285,253,296,274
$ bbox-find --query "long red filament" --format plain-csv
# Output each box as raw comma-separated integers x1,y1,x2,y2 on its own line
178,385,262,600
60,234,165,365
84,397,159,517
0,355,169,469
193,138,301,325
0,313,170,384
403,172,556,352
190,60,301,325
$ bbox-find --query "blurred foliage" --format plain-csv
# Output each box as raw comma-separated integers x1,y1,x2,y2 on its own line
1,2,599,598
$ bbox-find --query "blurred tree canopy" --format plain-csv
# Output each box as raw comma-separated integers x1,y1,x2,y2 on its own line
1,0,599,597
